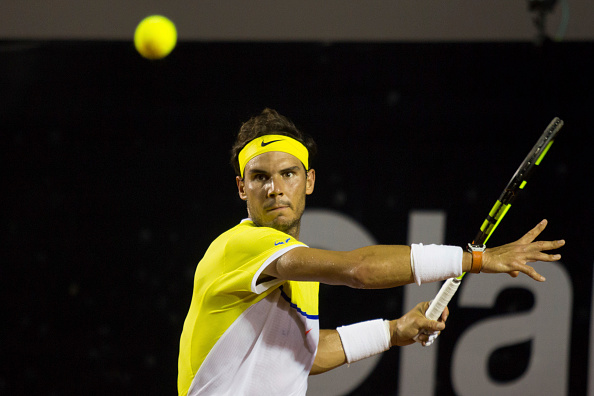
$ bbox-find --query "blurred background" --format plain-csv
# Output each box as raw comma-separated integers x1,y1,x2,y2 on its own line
1,1,593,395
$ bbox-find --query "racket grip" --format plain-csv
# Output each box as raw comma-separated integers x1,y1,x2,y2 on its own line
425,278,461,320
415,278,461,346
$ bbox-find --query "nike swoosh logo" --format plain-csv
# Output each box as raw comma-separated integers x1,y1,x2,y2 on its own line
305,329,312,335
261,139,283,147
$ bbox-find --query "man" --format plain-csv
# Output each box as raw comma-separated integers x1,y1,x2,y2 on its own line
178,108,564,395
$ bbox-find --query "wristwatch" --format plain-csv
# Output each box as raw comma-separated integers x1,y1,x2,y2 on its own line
467,243,486,273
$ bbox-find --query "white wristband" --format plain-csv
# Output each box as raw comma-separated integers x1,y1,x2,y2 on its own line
410,244,463,285
336,319,391,364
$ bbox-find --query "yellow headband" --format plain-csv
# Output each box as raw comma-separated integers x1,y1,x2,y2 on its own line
238,134,309,178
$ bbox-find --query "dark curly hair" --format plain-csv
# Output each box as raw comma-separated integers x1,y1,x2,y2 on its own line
230,108,317,177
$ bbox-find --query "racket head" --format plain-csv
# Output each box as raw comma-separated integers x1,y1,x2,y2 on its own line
474,117,564,245
502,117,563,203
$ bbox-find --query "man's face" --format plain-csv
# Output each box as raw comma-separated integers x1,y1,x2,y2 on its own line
237,151,315,237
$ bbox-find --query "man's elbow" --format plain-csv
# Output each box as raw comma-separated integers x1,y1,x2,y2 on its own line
347,265,372,289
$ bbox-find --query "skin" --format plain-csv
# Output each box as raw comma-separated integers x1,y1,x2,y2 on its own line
237,151,315,238
236,150,565,375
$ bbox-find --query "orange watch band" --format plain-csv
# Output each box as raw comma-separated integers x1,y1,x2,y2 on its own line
470,250,483,273
467,243,485,273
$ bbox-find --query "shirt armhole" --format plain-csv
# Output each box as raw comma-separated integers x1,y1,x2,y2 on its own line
251,244,307,294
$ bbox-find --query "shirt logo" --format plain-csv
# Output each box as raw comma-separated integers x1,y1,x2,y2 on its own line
274,238,291,246
261,139,283,147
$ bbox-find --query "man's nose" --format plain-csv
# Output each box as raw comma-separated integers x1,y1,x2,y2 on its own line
267,176,284,197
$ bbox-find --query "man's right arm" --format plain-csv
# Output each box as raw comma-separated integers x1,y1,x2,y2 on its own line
267,245,416,289
265,220,564,288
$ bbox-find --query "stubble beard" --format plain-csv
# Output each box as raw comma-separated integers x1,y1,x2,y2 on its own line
249,204,304,239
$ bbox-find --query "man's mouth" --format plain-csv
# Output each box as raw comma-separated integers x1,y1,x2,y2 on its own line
266,202,290,212
268,206,288,211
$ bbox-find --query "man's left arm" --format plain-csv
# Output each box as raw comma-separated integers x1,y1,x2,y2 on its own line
310,329,346,375
310,301,447,375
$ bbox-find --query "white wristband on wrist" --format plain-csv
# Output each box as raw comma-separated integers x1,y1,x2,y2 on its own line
336,319,391,364
410,244,463,285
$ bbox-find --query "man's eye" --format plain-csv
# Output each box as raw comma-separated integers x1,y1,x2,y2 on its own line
255,174,267,181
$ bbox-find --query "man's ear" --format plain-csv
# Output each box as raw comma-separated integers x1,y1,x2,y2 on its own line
306,168,315,195
236,176,248,201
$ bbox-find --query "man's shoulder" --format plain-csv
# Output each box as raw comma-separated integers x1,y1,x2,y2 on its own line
222,219,286,238
218,219,260,239
215,219,306,251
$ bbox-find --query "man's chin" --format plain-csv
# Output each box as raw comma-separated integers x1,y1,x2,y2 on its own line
262,216,299,234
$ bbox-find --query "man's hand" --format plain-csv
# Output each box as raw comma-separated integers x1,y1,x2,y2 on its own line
482,219,565,281
389,301,448,347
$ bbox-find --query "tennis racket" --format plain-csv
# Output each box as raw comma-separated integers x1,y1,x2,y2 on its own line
421,117,564,346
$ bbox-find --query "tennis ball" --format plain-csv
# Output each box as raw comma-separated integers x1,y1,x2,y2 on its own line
134,15,177,60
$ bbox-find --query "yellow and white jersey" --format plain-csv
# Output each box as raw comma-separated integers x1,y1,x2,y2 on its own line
178,219,320,396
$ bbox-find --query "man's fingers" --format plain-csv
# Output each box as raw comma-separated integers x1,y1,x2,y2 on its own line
482,220,563,282
519,219,548,243
529,239,565,253
508,249,560,281
517,264,546,282
533,252,562,262
425,319,445,332
417,330,439,341
525,240,564,262
440,307,449,322
417,315,445,333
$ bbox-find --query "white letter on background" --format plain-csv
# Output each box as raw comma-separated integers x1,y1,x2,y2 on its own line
398,210,446,395
300,209,380,396
452,262,571,395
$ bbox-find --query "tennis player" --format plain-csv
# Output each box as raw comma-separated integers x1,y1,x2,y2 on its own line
177,108,564,395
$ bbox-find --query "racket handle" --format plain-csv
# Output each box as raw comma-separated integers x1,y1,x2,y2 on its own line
415,277,461,346
425,278,461,321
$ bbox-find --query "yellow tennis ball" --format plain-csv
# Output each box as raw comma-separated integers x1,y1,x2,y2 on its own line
134,15,177,60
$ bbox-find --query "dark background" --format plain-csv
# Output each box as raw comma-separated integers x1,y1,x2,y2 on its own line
2,40,592,394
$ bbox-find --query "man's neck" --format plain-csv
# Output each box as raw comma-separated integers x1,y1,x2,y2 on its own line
247,217,301,240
